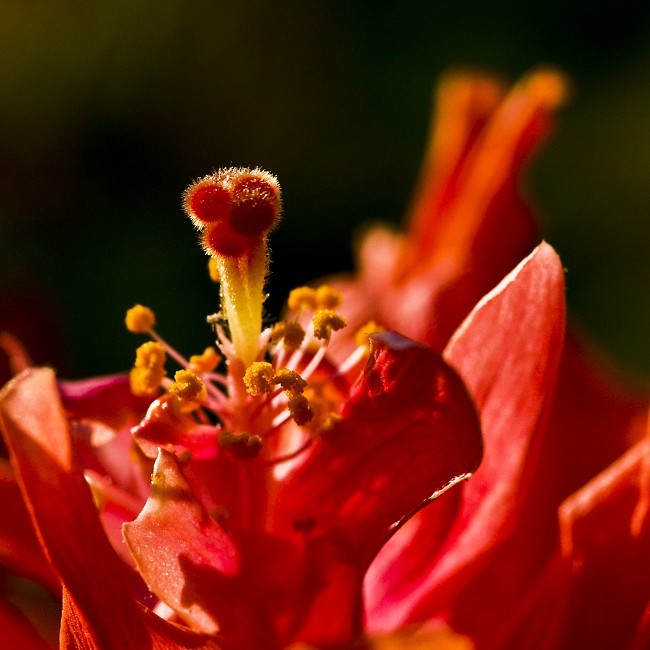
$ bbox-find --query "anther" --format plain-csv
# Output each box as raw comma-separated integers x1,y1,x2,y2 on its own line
125,304,156,333
315,285,342,310
288,394,314,426
129,341,167,396
189,347,221,373
168,369,207,403
312,310,347,341
271,368,307,398
271,321,306,351
218,431,263,460
244,361,275,396
288,287,317,313
354,320,385,349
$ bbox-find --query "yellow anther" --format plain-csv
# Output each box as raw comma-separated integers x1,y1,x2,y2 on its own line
168,369,207,403
271,320,306,351
272,368,307,398
287,286,317,313
243,361,275,396
129,341,167,396
315,285,342,310
218,431,263,460
125,304,156,333
135,341,166,369
189,347,221,373
312,309,347,341
208,257,220,282
354,320,386,349
314,412,343,435
288,394,314,426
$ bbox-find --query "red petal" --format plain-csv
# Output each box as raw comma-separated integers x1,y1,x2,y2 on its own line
132,397,220,460
365,242,565,631
0,330,32,375
404,70,566,275
123,449,241,637
0,368,152,647
60,587,226,650
58,374,151,431
273,331,482,645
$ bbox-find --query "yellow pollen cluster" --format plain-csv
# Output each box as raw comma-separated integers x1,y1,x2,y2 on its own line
315,285,342,310
129,341,166,397
287,395,314,426
244,362,275,396
271,320,306,351
189,347,221,373
355,320,386,349
287,285,343,313
288,286,318,312
168,369,207,403
125,304,156,333
271,368,307,397
243,363,314,425
312,309,347,341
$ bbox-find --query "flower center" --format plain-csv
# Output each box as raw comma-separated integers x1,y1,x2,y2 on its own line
125,168,384,462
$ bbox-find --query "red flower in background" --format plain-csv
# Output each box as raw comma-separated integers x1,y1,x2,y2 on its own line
0,68,647,650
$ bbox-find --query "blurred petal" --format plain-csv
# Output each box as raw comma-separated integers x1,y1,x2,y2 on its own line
0,459,59,593
0,368,151,647
331,70,568,361
0,595,53,650
58,374,151,432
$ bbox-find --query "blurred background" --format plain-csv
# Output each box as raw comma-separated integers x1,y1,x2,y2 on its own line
2,0,650,383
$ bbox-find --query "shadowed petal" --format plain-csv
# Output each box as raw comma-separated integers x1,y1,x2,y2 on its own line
492,435,650,650
274,332,482,645
555,435,650,648
123,449,241,637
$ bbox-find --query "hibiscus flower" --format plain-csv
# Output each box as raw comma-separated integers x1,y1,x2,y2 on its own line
0,68,647,650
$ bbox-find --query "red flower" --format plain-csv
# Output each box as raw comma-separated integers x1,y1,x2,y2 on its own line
328,69,648,647
0,69,647,650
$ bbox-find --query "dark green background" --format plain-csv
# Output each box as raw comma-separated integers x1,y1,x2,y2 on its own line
2,0,650,383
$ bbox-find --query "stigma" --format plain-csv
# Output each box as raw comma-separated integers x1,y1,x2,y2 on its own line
125,168,380,463
183,167,282,368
